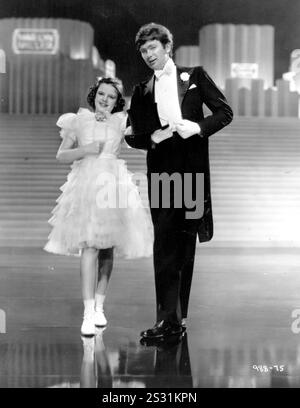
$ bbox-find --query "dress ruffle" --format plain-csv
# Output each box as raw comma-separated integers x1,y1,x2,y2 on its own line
44,156,153,258
44,109,153,258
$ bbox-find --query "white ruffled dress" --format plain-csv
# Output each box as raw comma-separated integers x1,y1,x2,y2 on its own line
44,108,153,258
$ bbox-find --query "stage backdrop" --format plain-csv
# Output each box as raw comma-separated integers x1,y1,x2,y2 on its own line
0,18,107,114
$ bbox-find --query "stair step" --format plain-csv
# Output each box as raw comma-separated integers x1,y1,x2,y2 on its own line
0,205,52,213
0,230,48,239
0,239,47,247
1,114,300,247
0,180,66,186
0,220,49,227
0,192,61,198
0,213,49,220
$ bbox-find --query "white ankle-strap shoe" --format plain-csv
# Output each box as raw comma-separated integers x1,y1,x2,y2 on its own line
81,314,96,336
94,310,107,327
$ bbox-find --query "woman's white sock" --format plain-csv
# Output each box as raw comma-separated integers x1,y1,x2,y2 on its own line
83,299,95,316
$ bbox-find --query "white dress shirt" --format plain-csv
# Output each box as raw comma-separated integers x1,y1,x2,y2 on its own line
154,58,182,131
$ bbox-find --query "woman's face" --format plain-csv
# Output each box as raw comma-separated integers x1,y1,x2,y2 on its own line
94,83,118,113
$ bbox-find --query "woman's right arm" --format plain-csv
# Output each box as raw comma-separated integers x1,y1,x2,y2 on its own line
56,137,102,164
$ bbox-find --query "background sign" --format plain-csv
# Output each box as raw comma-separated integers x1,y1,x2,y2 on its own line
12,28,59,54
231,63,258,79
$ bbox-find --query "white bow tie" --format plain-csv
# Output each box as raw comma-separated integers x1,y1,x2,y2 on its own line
155,63,173,79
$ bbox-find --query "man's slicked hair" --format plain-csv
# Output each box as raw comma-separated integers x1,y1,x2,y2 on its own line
135,23,173,56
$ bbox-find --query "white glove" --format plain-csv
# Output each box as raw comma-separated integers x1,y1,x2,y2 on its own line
151,127,173,144
175,120,201,139
124,126,132,135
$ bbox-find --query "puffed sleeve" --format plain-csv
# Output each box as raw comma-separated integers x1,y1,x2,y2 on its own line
56,113,77,142
119,113,127,134
113,112,127,140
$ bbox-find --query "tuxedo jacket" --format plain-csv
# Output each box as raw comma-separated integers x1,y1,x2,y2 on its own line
125,65,233,242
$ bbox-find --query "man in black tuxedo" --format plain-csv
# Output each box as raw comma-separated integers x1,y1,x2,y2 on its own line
125,23,233,339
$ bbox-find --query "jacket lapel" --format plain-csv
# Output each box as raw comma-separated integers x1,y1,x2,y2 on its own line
143,75,155,102
177,66,193,107
142,66,193,106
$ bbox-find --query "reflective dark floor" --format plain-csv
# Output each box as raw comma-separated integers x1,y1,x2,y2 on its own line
1,247,300,388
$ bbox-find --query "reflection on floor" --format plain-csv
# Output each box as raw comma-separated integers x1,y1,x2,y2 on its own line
1,247,300,388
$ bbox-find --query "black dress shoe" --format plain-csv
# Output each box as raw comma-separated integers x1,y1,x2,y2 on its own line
140,336,165,347
140,320,183,339
156,332,185,350
140,331,185,348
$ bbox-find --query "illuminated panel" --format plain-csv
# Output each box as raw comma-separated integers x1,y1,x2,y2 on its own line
290,49,300,74
105,59,116,78
0,309,6,333
231,63,258,79
12,29,59,54
0,49,5,73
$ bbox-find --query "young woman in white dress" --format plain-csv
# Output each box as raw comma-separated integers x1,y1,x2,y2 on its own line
44,78,152,336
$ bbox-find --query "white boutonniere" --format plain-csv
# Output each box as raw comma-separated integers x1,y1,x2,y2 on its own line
180,72,190,82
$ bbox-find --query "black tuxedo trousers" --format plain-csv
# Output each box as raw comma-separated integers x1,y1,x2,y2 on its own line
147,132,202,323
126,65,233,325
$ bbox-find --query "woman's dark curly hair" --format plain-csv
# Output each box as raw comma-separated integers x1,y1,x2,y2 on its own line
87,77,125,113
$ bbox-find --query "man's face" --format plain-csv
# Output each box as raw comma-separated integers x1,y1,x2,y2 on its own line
140,39,171,71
